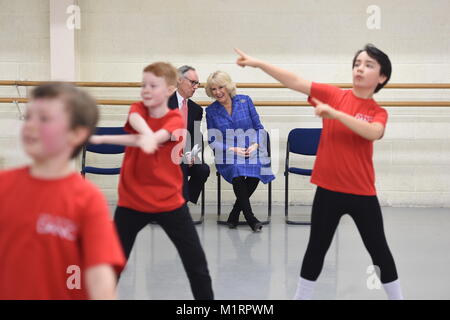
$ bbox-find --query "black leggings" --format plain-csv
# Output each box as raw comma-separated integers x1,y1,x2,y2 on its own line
114,204,214,300
300,187,399,284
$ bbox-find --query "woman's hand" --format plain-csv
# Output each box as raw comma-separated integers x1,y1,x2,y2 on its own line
234,48,261,68
245,143,259,156
229,147,248,157
312,98,338,119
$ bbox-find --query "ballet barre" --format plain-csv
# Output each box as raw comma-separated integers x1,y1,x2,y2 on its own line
1,81,449,107
1,80,450,89
0,97,449,107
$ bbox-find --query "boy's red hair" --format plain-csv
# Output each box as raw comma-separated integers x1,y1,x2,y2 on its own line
143,62,178,87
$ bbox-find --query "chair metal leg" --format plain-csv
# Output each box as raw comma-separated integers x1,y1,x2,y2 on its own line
217,173,221,216
255,182,272,226
285,171,311,225
216,173,243,225
286,220,311,225
81,146,87,178
217,173,227,225
192,186,205,225
201,185,205,217
268,181,272,220
193,141,207,226
285,171,289,221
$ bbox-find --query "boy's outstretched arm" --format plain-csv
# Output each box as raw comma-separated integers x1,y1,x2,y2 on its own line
85,264,118,300
128,113,174,145
129,112,154,135
152,129,172,145
90,134,139,146
235,48,312,96
89,134,158,154
312,98,385,141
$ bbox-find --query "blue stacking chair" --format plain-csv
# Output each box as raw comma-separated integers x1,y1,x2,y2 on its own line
81,127,127,177
216,131,272,226
81,127,205,225
284,128,322,225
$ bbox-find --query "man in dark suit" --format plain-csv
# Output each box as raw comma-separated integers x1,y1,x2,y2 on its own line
169,65,210,204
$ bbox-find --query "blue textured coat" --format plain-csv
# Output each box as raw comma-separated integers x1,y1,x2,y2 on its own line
205,94,275,184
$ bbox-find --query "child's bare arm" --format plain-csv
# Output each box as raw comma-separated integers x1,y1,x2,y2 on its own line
85,264,117,300
235,48,312,96
90,128,173,153
153,129,172,145
312,98,385,141
90,134,158,153
334,112,385,141
129,112,154,135
89,134,139,146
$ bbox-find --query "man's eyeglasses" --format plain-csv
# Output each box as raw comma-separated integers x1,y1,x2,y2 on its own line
183,76,200,87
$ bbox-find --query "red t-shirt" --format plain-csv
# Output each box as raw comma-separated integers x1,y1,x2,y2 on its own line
0,167,125,300
308,82,388,196
118,102,185,213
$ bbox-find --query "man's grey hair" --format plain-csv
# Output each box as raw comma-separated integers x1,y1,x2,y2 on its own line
178,65,196,77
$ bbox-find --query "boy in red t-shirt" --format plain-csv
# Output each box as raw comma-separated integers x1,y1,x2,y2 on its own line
235,45,403,300
0,83,125,300
90,62,214,300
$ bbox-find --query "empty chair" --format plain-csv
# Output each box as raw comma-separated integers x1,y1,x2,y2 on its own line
284,128,322,225
81,126,127,176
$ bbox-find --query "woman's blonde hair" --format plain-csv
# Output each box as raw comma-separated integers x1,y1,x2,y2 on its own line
205,71,237,99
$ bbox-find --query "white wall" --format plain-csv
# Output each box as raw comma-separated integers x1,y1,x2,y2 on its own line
1,0,449,207
0,0,50,168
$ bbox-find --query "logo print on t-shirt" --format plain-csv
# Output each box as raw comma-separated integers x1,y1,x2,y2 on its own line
36,213,78,241
355,113,374,122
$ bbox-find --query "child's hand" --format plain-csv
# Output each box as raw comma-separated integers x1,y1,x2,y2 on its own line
312,98,338,119
234,48,260,68
137,134,158,154
89,135,104,145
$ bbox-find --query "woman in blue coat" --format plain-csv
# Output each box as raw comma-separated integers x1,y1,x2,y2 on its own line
205,71,275,232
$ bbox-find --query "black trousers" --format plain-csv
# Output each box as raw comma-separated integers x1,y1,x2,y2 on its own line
231,176,260,216
114,204,214,300
300,187,399,284
227,176,261,226
181,163,210,204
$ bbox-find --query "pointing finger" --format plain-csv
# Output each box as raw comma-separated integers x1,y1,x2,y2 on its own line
234,47,246,57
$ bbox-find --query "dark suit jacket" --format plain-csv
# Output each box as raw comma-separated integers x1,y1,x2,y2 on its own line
168,92,204,152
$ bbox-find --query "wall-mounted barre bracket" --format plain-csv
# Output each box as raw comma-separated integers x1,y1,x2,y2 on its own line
14,83,26,120
13,100,25,121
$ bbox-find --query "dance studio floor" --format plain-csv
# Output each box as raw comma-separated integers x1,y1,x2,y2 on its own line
115,205,450,300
